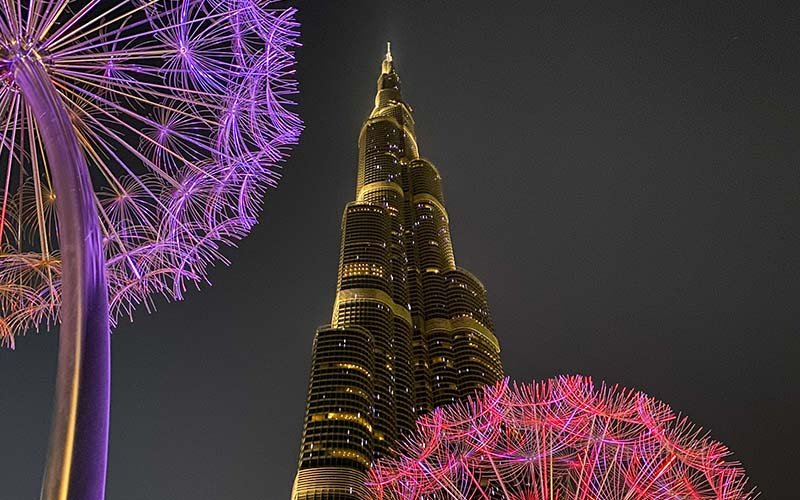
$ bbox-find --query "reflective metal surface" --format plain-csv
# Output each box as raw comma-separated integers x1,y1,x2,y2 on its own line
14,54,110,500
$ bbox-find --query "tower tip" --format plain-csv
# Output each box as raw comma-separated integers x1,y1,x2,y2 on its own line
381,41,394,74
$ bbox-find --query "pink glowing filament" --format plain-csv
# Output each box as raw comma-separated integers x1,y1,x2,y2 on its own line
369,376,758,499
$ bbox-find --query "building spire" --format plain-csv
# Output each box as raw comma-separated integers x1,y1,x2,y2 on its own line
381,41,394,74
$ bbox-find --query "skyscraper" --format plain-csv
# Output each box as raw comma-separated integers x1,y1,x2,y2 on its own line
291,44,503,500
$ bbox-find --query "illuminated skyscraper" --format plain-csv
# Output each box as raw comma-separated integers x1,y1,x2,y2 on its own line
291,44,503,500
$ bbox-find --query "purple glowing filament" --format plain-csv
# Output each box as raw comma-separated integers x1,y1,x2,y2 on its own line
0,0,302,344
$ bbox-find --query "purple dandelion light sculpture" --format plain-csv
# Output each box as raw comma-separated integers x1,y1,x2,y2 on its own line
370,377,758,499
0,1,301,499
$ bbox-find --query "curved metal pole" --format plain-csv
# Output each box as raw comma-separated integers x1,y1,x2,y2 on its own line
14,55,110,500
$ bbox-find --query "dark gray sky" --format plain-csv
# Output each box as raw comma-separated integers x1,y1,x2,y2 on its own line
1,1,798,498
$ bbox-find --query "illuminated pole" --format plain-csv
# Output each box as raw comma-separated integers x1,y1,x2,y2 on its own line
10,52,110,500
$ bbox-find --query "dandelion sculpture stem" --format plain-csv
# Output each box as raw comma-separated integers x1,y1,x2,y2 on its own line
0,2,301,499
12,54,110,500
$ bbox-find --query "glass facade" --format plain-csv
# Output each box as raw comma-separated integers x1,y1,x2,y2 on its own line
292,45,503,500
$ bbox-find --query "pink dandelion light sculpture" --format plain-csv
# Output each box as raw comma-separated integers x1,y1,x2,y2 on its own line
0,1,301,499
370,377,758,499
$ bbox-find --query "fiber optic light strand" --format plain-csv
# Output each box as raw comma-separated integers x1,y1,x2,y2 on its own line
369,376,759,499
0,0,302,347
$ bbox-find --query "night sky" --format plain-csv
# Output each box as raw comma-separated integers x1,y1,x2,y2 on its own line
1,1,798,498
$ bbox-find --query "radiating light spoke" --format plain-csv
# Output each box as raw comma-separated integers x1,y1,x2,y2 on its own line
369,377,758,499
0,0,301,343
